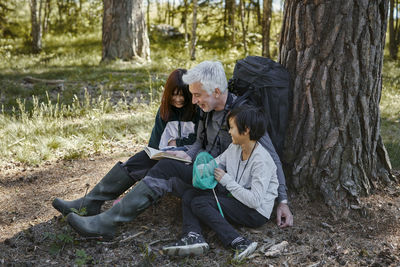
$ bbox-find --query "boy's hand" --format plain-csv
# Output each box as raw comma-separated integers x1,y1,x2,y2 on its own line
214,168,226,182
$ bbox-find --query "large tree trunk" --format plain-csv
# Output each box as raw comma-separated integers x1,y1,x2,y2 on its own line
29,0,43,53
279,0,394,215
102,0,150,62
261,0,272,58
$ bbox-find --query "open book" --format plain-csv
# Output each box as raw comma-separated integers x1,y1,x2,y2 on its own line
144,147,192,163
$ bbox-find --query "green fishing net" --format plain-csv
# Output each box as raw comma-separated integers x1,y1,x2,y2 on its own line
192,152,225,217
193,152,218,190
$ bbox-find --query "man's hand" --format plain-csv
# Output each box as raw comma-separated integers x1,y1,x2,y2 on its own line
276,202,293,228
166,150,191,161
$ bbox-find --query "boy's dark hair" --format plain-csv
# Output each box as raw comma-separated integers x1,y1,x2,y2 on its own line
227,105,267,141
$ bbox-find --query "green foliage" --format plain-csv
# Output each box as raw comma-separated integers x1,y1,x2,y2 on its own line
43,231,74,255
70,207,87,216
75,249,93,266
381,59,400,169
0,2,398,171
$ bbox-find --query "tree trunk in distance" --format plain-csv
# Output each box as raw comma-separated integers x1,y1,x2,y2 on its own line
42,0,51,37
224,0,228,37
256,0,261,26
389,0,398,60
279,0,395,216
190,0,198,60
147,0,150,32
261,0,272,58
30,0,43,53
183,0,189,44
228,0,236,45
239,0,247,55
102,0,150,62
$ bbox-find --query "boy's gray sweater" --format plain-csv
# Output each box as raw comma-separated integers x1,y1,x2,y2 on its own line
185,93,288,203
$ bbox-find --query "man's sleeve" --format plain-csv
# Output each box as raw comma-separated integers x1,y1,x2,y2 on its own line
185,113,206,160
259,133,288,203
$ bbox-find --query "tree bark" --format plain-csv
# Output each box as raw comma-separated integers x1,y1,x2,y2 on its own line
190,0,198,60
102,0,150,62
261,0,272,58
29,0,43,53
279,0,394,215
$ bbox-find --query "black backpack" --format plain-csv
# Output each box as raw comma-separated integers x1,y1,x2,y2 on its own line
228,56,292,158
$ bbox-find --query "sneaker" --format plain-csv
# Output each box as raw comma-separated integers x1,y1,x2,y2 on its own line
163,232,209,256
231,237,258,260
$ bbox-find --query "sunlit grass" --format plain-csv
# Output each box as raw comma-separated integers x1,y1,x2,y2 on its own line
0,93,157,166
381,59,400,169
0,13,399,169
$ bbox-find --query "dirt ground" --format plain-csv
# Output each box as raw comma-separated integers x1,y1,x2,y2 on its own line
1,148,400,266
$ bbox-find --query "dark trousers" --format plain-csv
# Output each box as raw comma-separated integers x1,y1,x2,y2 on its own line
121,150,158,182
182,189,268,246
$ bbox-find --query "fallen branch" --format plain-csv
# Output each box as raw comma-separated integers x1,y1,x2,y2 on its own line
119,231,145,243
23,76,65,85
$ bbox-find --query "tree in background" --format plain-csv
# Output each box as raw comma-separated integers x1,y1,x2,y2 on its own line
389,0,400,60
29,0,43,53
226,0,236,45
190,0,198,60
102,0,150,62
239,0,248,55
261,0,272,58
279,0,394,215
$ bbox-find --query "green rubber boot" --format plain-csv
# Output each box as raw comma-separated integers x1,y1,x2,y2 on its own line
52,162,134,216
67,181,159,240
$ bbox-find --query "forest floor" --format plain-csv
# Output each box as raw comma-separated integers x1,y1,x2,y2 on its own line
1,147,400,266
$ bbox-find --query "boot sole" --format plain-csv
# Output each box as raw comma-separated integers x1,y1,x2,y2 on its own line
67,214,114,241
163,243,209,256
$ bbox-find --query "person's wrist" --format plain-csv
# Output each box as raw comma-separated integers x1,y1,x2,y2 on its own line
279,199,288,205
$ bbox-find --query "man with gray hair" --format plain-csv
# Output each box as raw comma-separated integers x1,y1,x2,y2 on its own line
64,60,293,246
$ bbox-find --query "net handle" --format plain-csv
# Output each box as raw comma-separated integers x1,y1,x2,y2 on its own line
212,188,224,218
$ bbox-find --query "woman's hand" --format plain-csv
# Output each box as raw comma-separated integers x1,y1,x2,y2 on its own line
214,168,226,182
168,139,177,146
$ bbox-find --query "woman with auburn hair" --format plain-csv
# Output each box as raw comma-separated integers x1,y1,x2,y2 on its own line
149,68,198,149
52,69,199,218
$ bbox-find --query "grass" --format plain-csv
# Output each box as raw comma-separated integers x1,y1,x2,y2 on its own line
0,16,399,169
0,92,157,166
381,59,400,169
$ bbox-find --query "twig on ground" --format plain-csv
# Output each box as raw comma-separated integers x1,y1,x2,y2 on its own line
118,231,145,243
7,137,26,148
148,238,175,246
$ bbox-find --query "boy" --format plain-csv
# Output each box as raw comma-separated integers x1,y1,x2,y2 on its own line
163,105,279,260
